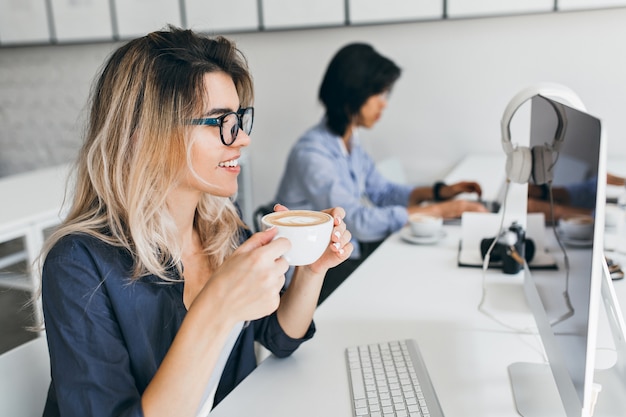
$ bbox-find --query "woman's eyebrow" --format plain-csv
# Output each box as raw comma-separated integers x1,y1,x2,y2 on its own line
203,106,237,117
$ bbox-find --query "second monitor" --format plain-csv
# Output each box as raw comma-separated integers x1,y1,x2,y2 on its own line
508,94,626,417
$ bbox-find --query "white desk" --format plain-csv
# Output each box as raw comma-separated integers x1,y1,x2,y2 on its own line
210,154,626,416
211,221,626,416
0,164,71,319
211,224,544,416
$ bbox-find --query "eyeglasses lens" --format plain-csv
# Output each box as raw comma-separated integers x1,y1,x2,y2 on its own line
221,113,239,145
220,108,253,145
241,109,253,135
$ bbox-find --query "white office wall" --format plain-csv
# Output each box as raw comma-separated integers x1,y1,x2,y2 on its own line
185,0,259,33
234,9,626,207
261,0,345,29
1,8,626,213
0,0,50,44
447,0,553,18
114,0,182,39
558,0,626,10
50,0,114,43
348,0,442,24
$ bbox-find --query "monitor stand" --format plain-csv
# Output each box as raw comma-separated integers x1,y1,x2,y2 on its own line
508,361,567,417
508,264,626,417
593,259,626,416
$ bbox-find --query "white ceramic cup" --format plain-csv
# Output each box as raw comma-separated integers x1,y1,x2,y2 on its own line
559,215,594,240
408,213,444,237
261,210,334,266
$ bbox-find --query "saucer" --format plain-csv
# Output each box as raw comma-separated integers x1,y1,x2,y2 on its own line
400,228,446,245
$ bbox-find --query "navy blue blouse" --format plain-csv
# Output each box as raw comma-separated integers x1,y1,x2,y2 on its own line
41,232,315,417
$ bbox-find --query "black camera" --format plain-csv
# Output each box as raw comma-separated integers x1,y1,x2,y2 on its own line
480,222,535,274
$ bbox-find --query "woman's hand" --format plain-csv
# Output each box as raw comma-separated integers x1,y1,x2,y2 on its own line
273,204,353,276
272,205,353,338
196,227,291,325
308,206,353,275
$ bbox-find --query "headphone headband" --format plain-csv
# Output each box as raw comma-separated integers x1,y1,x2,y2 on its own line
500,83,586,155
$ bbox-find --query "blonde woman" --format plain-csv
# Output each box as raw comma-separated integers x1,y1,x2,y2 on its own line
40,27,352,417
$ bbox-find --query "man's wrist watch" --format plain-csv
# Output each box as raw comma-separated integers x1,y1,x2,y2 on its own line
433,181,446,201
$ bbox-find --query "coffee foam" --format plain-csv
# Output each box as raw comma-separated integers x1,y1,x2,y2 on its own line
264,210,330,227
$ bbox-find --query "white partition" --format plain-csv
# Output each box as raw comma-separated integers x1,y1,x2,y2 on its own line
50,0,114,43
262,0,345,29
0,0,50,45
185,0,259,33
558,0,626,10
114,0,182,39
447,0,553,18
349,0,443,24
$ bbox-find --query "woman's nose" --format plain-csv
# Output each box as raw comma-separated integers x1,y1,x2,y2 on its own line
235,129,251,148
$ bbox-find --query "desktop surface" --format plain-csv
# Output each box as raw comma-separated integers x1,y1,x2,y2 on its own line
210,155,626,417
211,223,605,417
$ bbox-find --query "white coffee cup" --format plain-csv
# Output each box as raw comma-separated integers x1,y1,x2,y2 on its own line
261,210,334,266
408,213,443,237
559,215,594,241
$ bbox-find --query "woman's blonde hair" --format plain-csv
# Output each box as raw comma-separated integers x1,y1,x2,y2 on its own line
43,26,253,281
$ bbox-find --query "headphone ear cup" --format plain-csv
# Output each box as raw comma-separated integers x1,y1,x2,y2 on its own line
531,145,553,185
506,146,532,184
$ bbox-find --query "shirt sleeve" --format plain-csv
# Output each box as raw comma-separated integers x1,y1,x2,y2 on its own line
212,313,315,408
564,177,597,209
287,141,409,243
42,238,144,417
362,158,413,208
253,312,315,358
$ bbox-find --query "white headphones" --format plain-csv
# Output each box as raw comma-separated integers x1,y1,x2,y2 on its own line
500,83,587,185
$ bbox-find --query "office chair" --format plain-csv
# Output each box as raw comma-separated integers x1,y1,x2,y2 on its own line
0,336,50,417
252,203,276,232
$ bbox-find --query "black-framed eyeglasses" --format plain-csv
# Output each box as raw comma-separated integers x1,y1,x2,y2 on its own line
187,107,254,146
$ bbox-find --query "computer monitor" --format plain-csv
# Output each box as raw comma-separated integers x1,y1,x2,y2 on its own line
508,95,626,417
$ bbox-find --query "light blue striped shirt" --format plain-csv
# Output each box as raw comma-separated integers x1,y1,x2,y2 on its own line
275,120,412,258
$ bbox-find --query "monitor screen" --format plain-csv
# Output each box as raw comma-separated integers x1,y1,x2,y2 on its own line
530,95,602,403
509,94,607,417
